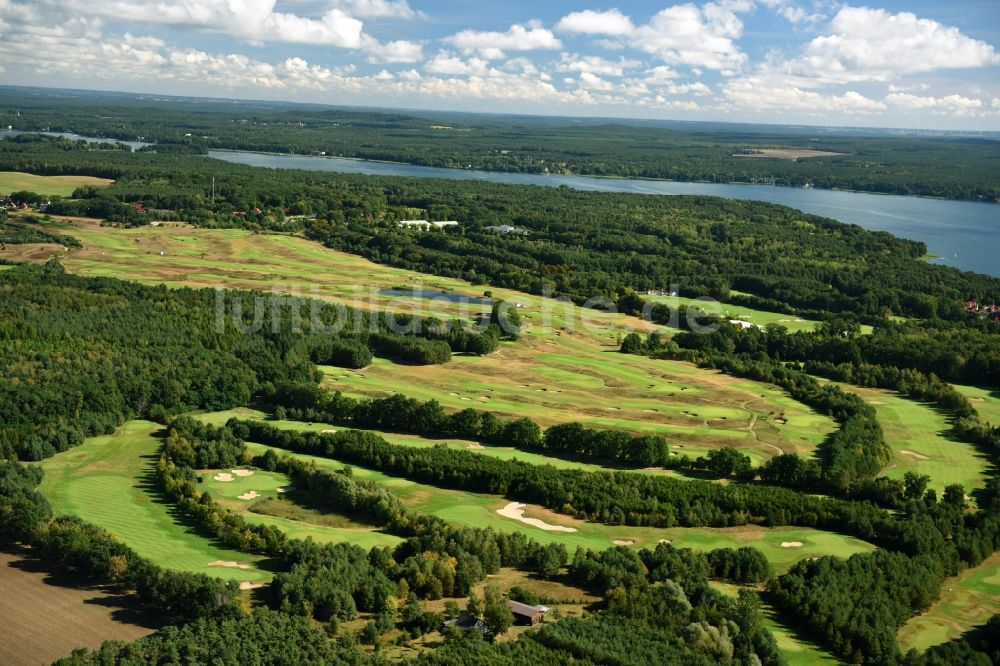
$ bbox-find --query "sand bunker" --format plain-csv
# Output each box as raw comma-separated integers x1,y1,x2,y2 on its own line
869,401,887,406
467,443,485,450
231,469,255,477
276,487,288,493
899,450,930,461
238,491,260,501
780,541,804,548
239,582,265,590
497,502,578,533
213,473,233,482
322,429,337,434
209,560,252,570
658,539,672,545
613,540,635,546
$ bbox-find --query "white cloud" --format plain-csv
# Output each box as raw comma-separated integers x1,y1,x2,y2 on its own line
328,0,423,20
644,65,682,82
723,75,886,113
11,0,427,54
556,54,641,77
761,0,825,25
792,7,1000,83
886,93,984,116
424,52,492,76
630,1,753,74
556,9,634,36
577,71,615,91
444,22,562,59
361,36,423,63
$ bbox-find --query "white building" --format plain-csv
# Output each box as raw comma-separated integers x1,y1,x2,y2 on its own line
398,220,459,230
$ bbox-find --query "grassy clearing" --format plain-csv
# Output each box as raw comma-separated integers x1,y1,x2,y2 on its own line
647,293,822,334
0,549,158,666
955,383,1000,425
10,215,837,465
897,551,1000,652
38,421,269,583
197,467,402,550
711,582,844,666
0,171,112,197
829,382,990,496
239,439,874,573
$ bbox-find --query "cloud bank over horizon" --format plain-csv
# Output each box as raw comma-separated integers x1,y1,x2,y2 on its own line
0,0,998,129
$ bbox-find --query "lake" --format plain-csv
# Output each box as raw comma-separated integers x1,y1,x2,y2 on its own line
2,127,994,276
379,288,494,306
209,150,999,277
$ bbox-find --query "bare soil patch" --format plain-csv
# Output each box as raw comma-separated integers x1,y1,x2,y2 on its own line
735,148,847,160
208,560,253,570
497,502,578,533
0,548,158,666
900,449,931,461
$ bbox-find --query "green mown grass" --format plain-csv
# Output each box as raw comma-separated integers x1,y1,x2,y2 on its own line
0,172,112,197
197,467,402,550
827,382,990,496
711,582,845,665
897,551,1000,652
237,439,875,572
38,421,268,583
954,384,1000,426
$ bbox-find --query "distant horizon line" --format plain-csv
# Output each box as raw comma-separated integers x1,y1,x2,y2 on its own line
2,83,998,138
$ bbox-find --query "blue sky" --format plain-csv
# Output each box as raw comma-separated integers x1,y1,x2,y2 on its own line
1,1,998,129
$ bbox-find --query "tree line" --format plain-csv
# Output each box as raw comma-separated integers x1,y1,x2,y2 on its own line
268,385,670,468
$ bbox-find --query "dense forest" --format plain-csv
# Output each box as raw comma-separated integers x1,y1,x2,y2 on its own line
0,262,499,460
2,87,999,202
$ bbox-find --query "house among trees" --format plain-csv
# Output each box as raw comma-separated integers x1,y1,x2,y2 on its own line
507,600,545,626
485,224,528,235
444,612,486,633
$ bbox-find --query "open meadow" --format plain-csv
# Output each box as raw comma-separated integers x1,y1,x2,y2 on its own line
38,421,270,584
0,171,112,197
